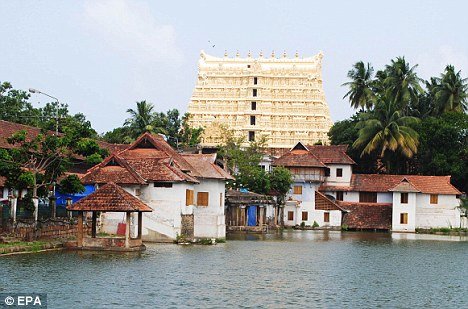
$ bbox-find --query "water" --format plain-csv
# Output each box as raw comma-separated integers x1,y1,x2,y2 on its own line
1,231,467,308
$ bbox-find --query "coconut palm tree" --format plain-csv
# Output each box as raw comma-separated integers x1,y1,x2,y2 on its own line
342,61,376,110
383,57,423,114
353,99,420,172
433,65,468,114
124,101,155,137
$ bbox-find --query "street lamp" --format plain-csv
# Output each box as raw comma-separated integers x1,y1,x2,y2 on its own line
29,88,62,135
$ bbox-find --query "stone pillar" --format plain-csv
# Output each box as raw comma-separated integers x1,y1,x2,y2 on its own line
10,196,17,223
125,212,131,248
32,196,39,223
92,212,97,238
259,205,264,226
66,198,73,219
77,211,83,247
137,212,142,239
49,196,57,219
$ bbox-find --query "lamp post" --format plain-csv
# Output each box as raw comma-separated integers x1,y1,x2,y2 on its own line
28,88,62,135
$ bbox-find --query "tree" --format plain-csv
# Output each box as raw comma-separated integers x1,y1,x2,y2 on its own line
353,100,420,173
269,167,292,205
124,100,155,137
382,57,423,113
58,174,85,195
432,65,468,114
342,61,376,110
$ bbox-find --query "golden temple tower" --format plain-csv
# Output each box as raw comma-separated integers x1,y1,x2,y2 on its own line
187,50,333,150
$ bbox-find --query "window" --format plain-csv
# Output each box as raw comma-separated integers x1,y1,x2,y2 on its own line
359,192,377,203
293,185,302,195
430,194,438,204
288,211,294,221
324,168,330,177
219,192,223,207
248,131,255,141
247,64,251,68
260,165,266,171
302,211,308,221
186,189,194,206
336,168,343,177
154,182,173,188
400,193,408,204
324,212,330,223
253,77,258,85
197,192,209,207
250,115,256,125
400,213,408,224
251,101,257,110
135,188,141,196
253,89,257,97
336,191,344,201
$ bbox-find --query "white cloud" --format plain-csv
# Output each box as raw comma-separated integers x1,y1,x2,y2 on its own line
83,0,183,64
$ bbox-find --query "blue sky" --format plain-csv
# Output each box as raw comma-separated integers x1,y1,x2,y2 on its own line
1,0,467,133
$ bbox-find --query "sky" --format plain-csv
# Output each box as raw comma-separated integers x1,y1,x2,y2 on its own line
1,0,467,134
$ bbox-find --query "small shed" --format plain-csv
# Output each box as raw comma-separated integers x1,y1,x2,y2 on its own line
67,182,152,251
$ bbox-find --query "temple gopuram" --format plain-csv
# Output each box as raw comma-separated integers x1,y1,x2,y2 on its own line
187,50,333,155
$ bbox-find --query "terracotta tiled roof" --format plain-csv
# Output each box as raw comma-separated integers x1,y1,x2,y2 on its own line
226,189,276,205
318,185,353,192
350,174,461,195
81,155,146,185
389,178,420,193
182,154,234,180
339,201,392,230
273,149,326,168
315,191,345,211
307,145,356,165
67,182,152,212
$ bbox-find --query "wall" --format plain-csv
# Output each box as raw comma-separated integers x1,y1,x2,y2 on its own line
415,194,460,229
192,179,226,238
323,164,352,186
392,192,417,232
0,220,90,241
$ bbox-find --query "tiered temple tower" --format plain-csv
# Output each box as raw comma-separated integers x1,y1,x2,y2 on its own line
187,50,333,151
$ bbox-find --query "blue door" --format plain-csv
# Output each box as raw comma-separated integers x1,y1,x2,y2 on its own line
247,205,257,226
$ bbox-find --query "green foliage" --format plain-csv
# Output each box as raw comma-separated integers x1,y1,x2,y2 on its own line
341,224,349,231
59,175,85,195
300,221,306,228
342,61,376,110
431,65,468,114
312,221,319,228
269,167,293,205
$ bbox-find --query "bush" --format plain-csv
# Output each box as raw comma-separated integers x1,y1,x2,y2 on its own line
300,222,306,229
312,221,319,228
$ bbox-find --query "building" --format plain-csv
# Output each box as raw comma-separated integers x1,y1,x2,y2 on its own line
187,51,333,151
274,142,462,232
81,132,233,242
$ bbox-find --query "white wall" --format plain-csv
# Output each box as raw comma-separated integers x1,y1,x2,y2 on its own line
415,194,460,229
323,164,352,186
392,192,417,232
192,179,226,238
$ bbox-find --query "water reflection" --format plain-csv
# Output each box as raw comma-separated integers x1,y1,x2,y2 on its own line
1,230,467,308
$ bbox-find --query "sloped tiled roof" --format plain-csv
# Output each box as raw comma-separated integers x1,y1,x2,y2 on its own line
307,145,356,165
273,149,326,168
67,182,152,212
182,153,234,180
315,191,345,211
339,201,392,230
272,142,354,168
320,174,461,195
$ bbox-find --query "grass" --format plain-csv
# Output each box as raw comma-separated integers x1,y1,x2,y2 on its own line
0,241,48,254
416,227,468,234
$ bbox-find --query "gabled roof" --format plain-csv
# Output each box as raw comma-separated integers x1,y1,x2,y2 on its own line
273,149,326,168
389,178,420,193
67,182,152,212
181,153,234,180
81,155,147,185
273,142,354,168
306,145,356,165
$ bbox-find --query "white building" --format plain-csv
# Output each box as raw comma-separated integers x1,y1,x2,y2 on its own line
81,133,233,241
274,142,462,232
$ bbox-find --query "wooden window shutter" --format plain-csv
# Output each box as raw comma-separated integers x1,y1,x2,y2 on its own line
293,185,302,195
324,212,330,223
197,192,209,207
186,189,194,206
430,194,438,204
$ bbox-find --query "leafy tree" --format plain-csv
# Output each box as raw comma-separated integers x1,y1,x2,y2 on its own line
432,65,468,114
342,61,376,110
124,100,155,137
269,167,292,205
382,57,423,113
58,174,85,195
102,127,134,144
353,100,420,173
0,82,39,125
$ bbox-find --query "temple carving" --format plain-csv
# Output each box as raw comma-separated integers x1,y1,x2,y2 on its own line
187,51,333,150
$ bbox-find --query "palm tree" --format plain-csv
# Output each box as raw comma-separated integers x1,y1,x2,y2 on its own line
342,61,376,110
124,101,155,137
383,57,423,113
353,99,420,172
433,65,468,114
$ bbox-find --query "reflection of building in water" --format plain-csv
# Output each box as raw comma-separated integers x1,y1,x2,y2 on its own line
187,50,333,151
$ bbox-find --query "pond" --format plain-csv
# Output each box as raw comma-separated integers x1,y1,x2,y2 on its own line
1,231,467,308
